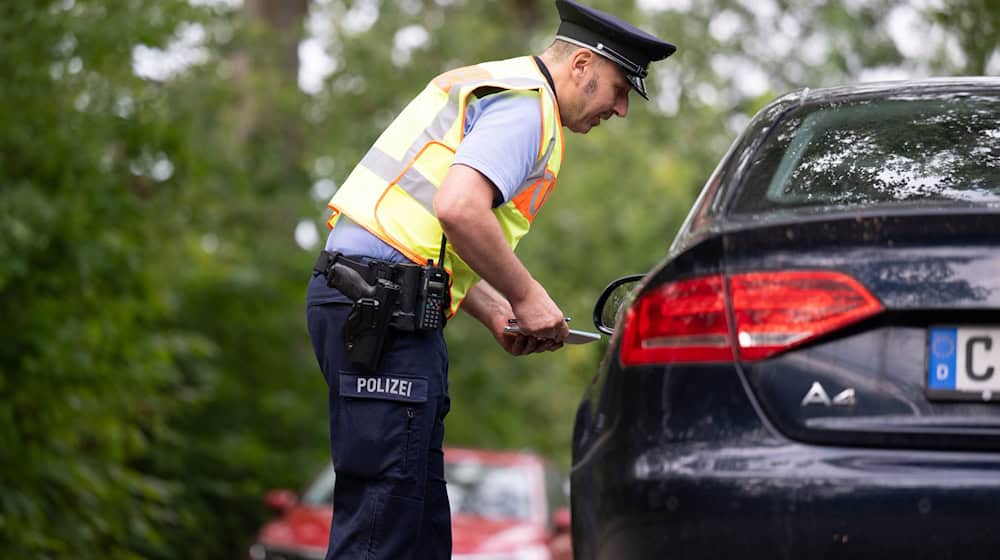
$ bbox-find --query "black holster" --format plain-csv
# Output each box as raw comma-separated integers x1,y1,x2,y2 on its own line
342,280,399,373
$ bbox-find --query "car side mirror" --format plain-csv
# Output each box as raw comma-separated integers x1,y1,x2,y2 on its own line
592,274,644,335
264,489,298,513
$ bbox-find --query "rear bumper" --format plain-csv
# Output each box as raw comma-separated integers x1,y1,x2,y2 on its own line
572,437,1000,560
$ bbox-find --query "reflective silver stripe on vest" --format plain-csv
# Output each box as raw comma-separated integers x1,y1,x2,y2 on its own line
358,147,441,215
529,170,557,215
359,146,404,183
397,167,437,214
424,102,460,143
525,136,555,181
395,102,459,173
359,97,461,180
510,132,557,202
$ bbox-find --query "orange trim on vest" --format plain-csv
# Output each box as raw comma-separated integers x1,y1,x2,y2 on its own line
326,206,340,229
433,66,492,93
511,171,558,223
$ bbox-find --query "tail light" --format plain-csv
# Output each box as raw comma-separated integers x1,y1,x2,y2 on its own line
619,271,883,366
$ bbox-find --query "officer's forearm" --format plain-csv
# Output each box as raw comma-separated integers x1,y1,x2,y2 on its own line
462,280,513,334
442,214,537,305
434,165,539,305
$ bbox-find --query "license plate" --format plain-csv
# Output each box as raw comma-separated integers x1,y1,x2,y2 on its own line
927,327,1000,402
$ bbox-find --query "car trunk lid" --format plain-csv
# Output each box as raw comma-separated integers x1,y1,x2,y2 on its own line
723,211,1000,450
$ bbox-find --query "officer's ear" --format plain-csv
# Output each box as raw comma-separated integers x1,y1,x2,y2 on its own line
569,48,596,82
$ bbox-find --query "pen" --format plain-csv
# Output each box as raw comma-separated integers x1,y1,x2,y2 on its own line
507,317,571,324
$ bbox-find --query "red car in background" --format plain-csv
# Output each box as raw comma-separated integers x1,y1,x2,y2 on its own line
249,447,572,560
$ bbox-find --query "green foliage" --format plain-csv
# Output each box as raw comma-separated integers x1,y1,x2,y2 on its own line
927,0,1000,74
1,1,324,557
2,0,993,557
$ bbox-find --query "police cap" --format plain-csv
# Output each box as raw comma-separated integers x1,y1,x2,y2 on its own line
555,0,677,99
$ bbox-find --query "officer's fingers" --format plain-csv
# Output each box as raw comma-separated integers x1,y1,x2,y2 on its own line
531,338,560,353
500,332,547,356
508,336,522,356
542,340,564,352
527,342,546,354
535,319,567,341
550,321,570,343
509,335,529,356
519,336,540,356
524,337,560,354
498,332,519,354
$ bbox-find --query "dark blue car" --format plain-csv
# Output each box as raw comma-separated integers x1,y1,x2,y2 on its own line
571,78,1000,559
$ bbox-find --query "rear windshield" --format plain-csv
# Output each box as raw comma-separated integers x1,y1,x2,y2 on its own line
730,92,1000,215
445,460,534,520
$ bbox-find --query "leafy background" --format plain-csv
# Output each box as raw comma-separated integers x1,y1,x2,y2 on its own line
1,0,996,557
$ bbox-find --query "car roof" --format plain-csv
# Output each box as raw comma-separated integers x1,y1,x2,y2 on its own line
772,76,1000,107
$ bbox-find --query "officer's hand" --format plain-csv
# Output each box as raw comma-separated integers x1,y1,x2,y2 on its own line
509,282,570,343
497,332,564,356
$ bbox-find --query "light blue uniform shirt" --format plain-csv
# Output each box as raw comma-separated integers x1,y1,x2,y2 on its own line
308,90,544,305
324,90,543,261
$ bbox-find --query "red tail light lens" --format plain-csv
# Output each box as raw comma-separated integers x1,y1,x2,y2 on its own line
619,271,884,366
731,271,883,360
619,275,733,365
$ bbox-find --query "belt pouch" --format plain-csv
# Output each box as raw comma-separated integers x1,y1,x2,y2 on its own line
390,266,422,332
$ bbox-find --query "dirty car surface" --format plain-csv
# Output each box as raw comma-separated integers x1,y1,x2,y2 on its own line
571,78,1000,560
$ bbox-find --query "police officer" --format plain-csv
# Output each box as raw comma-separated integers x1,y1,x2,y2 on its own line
306,1,675,558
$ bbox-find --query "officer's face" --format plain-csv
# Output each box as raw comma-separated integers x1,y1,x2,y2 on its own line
567,57,630,134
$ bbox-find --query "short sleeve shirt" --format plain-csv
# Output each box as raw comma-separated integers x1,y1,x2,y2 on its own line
307,90,544,305
452,90,542,204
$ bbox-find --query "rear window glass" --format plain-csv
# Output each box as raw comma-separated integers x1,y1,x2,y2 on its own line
730,93,1000,214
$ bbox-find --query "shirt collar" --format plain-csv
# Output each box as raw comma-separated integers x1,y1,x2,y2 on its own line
532,56,559,104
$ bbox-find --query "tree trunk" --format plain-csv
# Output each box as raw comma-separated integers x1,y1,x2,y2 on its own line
232,0,309,177
244,0,309,80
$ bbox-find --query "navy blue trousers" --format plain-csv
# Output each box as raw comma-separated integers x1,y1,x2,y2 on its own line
306,302,452,560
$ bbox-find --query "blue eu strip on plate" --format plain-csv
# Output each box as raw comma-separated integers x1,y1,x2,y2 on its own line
927,327,958,391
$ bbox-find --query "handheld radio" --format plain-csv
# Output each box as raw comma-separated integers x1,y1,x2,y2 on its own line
415,235,450,330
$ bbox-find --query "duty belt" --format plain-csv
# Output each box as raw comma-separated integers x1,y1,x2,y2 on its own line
313,249,448,332
312,250,450,372
312,250,421,288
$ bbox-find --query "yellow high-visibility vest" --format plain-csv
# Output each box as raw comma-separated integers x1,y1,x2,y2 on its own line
327,56,565,316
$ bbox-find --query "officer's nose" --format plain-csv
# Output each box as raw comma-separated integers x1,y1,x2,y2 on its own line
614,91,629,118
